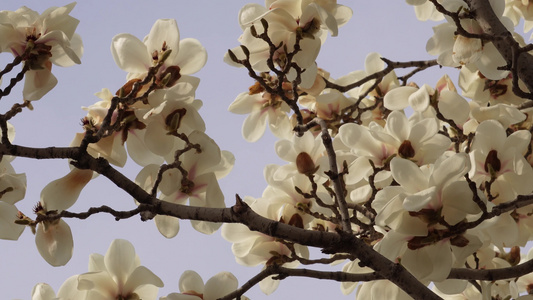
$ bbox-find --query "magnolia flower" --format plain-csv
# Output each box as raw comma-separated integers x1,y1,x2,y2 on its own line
342,52,400,102
34,217,73,267
140,83,206,157
337,111,451,187
0,157,27,240
384,84,433,112
221,197,310,265
469,120,533,203
74,88,162,167
161,270,249,300
263,164,335,228
111,19,206,88
459,64,528,106
225,1,351,87
371,154,483,284
271,130,326,181
34,168,93,266
136,131,232,237
425,0,511,79
221,196,308,294
228,90,292,142
504,0,533,39
0,3,83,100
58,239,163,299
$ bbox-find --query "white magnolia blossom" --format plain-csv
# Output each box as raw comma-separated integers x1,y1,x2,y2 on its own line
228,89,292,142
221,196,309,294
59,239,163,299
469,120,533,204
0,155,27,240
136,131,233,237
225,1,352,87
111,18,206,87
0,3,83,100
161,270,249,300
425,0,511,80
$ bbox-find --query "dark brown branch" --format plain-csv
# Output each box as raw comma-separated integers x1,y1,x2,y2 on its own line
449,257,533,281
324,58,438,93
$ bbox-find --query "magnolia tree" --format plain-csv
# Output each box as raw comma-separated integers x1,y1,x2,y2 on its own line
3,0,533,299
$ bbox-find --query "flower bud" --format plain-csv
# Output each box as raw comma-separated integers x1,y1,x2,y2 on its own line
296,152,317,175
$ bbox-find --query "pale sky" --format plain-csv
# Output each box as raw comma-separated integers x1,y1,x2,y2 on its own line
0,1,443,299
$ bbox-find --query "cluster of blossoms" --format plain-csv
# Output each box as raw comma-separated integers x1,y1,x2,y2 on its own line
4,0,533,299
0,0,234,280
31,17,233,266
221,0,533,299
0,3,82,100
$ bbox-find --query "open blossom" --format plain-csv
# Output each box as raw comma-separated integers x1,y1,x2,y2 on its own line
221,196,309,294
136,131,233,237
426,0,511,80
228,88,292,142
371,154,483,286
225,1,352,87
111,18,206,89
271,130,326,181
337,110,451,187
0,158,27,240
71,88,161,168
161,270,249,300
469,120,533,203
140,83,206,157
57,239,163,300
459,64,529,106
33,168,92,266
0,3,83,100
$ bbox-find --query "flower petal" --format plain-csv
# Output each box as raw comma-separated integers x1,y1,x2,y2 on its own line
174,38,207,75
35,219,73,266
111,33,151,74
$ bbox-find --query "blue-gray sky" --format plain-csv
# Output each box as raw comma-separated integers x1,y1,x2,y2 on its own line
0,1,442,299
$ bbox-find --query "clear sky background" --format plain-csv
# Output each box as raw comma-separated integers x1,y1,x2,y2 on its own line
0,1,448,299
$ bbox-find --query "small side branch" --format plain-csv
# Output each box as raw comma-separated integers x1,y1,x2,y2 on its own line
295,118,352,234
